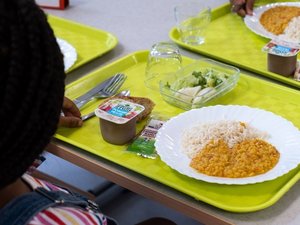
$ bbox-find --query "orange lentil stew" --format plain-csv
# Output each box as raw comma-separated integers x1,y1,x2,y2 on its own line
190,139,280,178
260,6,300,35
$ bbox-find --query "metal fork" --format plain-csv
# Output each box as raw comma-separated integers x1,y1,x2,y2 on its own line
94,74,127,99
78,74,126,109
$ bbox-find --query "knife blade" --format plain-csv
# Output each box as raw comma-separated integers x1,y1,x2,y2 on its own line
73,73,124,109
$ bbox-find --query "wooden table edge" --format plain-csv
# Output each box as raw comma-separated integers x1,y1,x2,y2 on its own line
46,139,235,225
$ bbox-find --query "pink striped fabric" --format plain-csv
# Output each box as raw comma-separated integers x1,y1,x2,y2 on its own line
22,174,107,225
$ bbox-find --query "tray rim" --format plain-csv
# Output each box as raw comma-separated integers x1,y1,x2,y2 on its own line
169,2,300,89
57,50,300,212
48,15,118,73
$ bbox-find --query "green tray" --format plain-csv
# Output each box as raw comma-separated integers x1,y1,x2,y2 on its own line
169,0,300,89
56,51,300,213
48,15,118,73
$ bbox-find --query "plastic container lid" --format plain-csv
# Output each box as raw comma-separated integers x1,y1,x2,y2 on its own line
95,98,145,124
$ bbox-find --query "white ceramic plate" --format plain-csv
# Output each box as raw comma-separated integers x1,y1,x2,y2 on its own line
244,2,300,42
56,38,77,71
155,105,300,185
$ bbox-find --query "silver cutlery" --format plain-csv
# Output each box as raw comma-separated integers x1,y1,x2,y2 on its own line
81,89,131,121
92,74,127,99
73,73,125,109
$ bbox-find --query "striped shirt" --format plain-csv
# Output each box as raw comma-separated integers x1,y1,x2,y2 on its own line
22,174,108,225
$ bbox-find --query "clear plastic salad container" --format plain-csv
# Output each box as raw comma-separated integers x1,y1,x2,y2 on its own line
159,59,240,110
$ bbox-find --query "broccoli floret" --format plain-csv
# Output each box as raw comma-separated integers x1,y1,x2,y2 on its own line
206,77,216,87
165,82,171,89
169,69,230,92
215,78,223,86
192,71,202,78
170,75,199,90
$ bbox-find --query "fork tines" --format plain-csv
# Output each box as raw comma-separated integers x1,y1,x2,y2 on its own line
102,73,127,95
102,73,124,91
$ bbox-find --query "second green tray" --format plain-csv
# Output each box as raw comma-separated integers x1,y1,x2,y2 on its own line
48,15,118,73
169,0,300,89
56,50,300,213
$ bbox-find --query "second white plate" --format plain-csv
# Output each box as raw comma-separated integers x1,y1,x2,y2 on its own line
244,2,300,42
57,38,77,72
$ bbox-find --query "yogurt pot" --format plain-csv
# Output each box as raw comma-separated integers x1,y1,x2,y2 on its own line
262,40,300,77
267,53,297,76
95,98,145,145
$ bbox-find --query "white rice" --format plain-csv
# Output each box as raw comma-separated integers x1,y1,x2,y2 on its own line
181,120,269,159
278,16,300,43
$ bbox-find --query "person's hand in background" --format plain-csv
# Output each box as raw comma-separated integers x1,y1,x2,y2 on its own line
230,0,255,17
59,97,83,127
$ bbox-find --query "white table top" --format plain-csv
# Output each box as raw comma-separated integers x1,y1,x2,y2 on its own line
45,1,300,225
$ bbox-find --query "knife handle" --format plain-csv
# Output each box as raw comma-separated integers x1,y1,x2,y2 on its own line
74,98,94,109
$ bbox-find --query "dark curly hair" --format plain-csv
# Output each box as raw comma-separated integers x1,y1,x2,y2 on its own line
0,0,65,188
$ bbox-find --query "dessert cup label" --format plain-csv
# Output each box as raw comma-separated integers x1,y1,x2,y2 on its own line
95,99,145,124
262,40,300,57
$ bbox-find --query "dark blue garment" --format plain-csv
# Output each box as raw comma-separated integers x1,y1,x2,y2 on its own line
0,187,117,225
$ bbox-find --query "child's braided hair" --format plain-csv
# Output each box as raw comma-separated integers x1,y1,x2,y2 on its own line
0,0,65,188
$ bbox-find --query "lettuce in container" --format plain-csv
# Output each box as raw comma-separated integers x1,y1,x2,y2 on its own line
159,59,240,110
